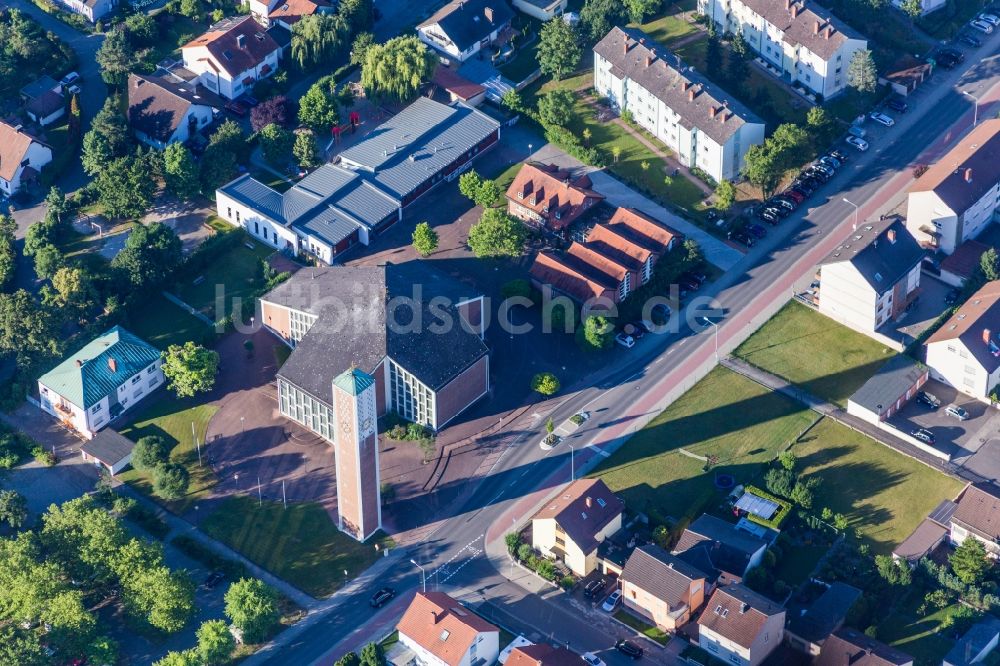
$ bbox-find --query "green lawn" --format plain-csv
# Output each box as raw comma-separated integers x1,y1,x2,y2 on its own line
499,38,541,84
734,301,895,407
613,609,671,645
792,418,964,553
592,367,817,525
632,8,699,46
879,602,965,666
126,293,213,350
772,544,827,586
175,241,273,321
118,399,220,514
200,497,393,598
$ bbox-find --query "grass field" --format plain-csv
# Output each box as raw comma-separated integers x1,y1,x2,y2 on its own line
592,367,816,524
175,241,273,321
632,8,699,45
614,609,671,645
126,293,213,350
734,301,895,406
499,38,541,84
118,399,219,514
201,497,392,598
879,602,965,666
792,418,964,553
772,544,827,586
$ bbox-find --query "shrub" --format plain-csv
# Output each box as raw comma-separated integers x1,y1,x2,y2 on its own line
31,445,56,466
517,543,534,563
536,560,557,581
505,532,522,557
153,462,190,500
172,535,250,580
531,372,560,396
560,575,575,591
132,435,171,471
124,502,170,539
501,279,533,301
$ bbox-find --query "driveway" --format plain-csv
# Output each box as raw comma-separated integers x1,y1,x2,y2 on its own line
887,379,998,460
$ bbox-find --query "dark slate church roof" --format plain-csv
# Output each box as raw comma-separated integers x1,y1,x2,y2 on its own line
267,263,487,405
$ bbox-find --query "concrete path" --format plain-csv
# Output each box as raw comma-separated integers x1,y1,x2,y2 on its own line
530,143,744,271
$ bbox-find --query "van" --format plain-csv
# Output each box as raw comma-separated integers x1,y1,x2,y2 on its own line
848,125,867,139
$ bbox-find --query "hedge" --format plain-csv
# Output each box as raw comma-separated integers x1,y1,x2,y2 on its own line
742,485,792,530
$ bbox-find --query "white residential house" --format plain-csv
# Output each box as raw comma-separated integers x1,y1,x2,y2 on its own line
906,119,1000,255
925,280,1000,402
246,0,335,28
397,592,500,666
698,584,786,666
698,0,868,99
37,327,164,440
948,483,1000,557
52,0,115,22
817,220,923,336
0,121,53,197
593,27,766,183
181,16,281,101
890,0,945,16
127,73,222,149
417,0,515,63
530,478,624,577
512,0,567,20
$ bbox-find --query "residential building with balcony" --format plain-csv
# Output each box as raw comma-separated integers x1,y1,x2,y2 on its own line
906,119,1000,255
530,478,624,577
949,483,1000,558
816,220,923,336
698,0,868,100
127,73,222,150
593,26,766,182
417,0,514,63
619,544,708,630
925,281,1000,402
38,327,164,440
698,584,785,666
397,592,500,666
181,16,281,100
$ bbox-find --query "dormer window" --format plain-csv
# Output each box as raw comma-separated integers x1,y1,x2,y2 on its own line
530,196,537,205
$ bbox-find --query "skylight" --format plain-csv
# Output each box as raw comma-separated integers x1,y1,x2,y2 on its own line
440,630,450,641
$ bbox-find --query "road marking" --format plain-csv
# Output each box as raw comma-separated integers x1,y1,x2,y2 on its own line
431,535,484,585
593,448,612,458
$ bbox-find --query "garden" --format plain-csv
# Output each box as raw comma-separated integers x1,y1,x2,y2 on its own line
173,235,276,323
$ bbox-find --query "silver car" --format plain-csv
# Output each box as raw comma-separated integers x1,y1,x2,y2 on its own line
946,404,970,421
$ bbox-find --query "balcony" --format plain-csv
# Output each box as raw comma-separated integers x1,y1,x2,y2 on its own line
54,402,72,415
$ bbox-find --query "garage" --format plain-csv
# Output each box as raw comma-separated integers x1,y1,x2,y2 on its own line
80,429,135,476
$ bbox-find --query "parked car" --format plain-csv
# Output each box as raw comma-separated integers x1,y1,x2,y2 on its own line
582,654,606,666
67,84,81,96
728,229,755,247
769,197,796,211
848,125,867,139
819,155,841,169
917,391,941,409
846,135,869,151
239,94,260,107
583,578,607,599
615,640,643,660
225,101,248,116
60,71,80,86
830,149,849,163
602,590,622,612
885,99,908,114
804,168,832,183
792,179,817,195
782,189,806,203
680,271,706,286
940,47,965,61
945,287,961,305
971,19,994,33
759,208,780,225
810,162,834,176
946,404,970,421
936,53,960,69
623,322,645,339
614,332,635,349
746,223,768,239
370,587,395,607
978,12,999,24
870,111,895,127
911,428,936,444
960,33,983,47
203,571,225,589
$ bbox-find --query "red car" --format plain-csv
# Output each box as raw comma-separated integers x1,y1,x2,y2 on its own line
782,189,806,203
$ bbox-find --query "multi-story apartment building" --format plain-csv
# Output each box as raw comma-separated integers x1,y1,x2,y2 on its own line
699,0,868,99
417,0,514,63
907,119,1000,255
698,584,786,666
925,280,1000,402
181,16,281,101
817,220,923,336
593,27,765,182
530,479,624,577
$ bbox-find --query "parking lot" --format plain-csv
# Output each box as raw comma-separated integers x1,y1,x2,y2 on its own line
886,274,953,348
887,380,1000,460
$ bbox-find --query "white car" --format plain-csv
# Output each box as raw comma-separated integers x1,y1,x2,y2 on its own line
978,12,999,24
971,19,994,33
846,135,869,151
615,333,635,349
946,404,970,421
601,590,622,612
582,653,606,666
869,111,895,127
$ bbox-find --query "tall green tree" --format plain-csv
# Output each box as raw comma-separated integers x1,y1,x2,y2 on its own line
161,342,220,398
579,0,623,41
714,180,735,212
847,49,878,93
360,642,387,666
0,212,16,290
411,222,439,257
292,13,349,69
467,209,525,258
624,0,661,21
293,130,320,168
95,27,135,85
582,315,613,350
224,578,280,643
350,32,375,66
298,75,340,132
537,17,581,81
950,537,988,585
741,143,782,198
81,97,130,176
111,222,182,292
163,143,200,200
96,155,156,220
0,489,27,528
197,619,235,665
151,463,190,501
33,244,63,281
537,89,575,127
339,0,373,33
981,248,1000,282
259,123,295,166
0,290,61,365
361,36,435,103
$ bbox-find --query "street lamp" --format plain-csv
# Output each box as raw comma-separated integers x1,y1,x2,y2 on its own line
964,90,982,127
701,317,719,362
410,559,426,593
842,197,859,230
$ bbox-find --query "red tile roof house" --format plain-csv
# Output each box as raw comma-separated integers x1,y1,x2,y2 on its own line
671,514,769,587
949,482,1000,557
507,163,604,234
618,544,709,631
181,16,281,101
925,281,1000,403
814,627,913,666
0,121,52,198
397,592,500,666
505,644,581,666
530,478,625,577
697,584,785,666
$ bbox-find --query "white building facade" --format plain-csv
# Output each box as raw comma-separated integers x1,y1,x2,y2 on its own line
181,17,281,101
0,123,53,197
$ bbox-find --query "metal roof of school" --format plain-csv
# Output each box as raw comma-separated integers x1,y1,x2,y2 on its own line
39,326,161,410
338,96,501,199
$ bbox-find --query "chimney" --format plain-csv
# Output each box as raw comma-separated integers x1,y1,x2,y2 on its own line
887,229,896,244
484,6,494,22
75,359,82,368
825,26,833,39
814,20,820,34
683,81,691,91
585,497,593,508
985,328,993,346
709,106,718,118
623,40,629,55
108,357,117,373
791,4,799,17
430,610,439,624
645,55,653,67
965,168,973,183
785,0,791,9
688,88,696,102
237,33,246,49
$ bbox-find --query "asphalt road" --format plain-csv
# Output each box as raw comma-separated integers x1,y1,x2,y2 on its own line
249,36,1000,666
